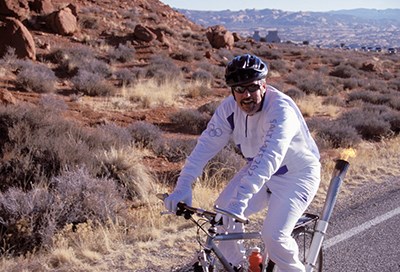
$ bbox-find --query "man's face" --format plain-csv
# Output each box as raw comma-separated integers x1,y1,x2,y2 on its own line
232,80,266,115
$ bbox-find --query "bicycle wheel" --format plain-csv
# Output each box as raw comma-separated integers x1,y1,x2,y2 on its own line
293,228,323,272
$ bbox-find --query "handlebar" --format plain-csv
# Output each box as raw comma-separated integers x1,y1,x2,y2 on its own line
156,193,249,224
214,205,250,224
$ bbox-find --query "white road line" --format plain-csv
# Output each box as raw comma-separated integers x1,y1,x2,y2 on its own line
324,206,400,249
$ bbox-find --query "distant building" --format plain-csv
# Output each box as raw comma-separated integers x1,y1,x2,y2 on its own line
252,31,261,41
265,30,281,43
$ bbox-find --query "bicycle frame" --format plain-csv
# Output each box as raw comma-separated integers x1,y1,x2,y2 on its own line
202,229,263,272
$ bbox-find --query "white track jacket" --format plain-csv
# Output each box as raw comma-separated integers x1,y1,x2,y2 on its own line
179,85,320,199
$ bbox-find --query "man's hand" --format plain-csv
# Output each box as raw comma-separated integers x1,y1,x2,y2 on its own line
215,200,249,230
164,183,192,213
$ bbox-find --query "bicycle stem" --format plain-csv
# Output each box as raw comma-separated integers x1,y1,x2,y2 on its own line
305,159,350,272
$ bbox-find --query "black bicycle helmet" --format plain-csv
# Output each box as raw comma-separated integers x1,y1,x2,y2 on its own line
225,54,268,87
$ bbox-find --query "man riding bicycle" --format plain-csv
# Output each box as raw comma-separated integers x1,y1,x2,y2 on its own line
164,54,321,272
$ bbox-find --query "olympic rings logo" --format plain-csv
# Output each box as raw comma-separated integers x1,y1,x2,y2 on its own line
207,123,223,137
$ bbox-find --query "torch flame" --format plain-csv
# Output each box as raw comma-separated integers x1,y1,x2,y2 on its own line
340,148,356,161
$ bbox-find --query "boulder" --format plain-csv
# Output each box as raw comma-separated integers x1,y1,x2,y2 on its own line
205,25,234,49
28,0,54,15
47,7,77,35
0,89,16,105
0,0,29,20
134,24,157,42
0,17,36,60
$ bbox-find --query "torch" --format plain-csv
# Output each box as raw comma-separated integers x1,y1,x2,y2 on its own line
304,148,355,271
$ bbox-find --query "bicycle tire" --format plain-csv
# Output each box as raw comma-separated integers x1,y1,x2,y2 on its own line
265,228,322,272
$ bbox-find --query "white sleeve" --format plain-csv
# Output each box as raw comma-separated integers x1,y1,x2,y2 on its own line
179,104,233,184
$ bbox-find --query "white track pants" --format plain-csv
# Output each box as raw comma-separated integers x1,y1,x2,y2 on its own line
215,163,320,271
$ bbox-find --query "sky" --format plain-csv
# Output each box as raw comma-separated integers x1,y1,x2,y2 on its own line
159,0,400,12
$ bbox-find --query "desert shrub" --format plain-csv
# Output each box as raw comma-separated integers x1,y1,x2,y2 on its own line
284,88,305,101
115,67,146,87
338,106,393,141
365,79,388,92
269,59,288,74
114,68,136,86
295,73,333,96
388,95,400,111
0,104,136,192
128,121,163,149
253,46,282,60
109,43,135,63
192,69,213,85
16,60,57,93
193,50,204,60
342,78,359,90
185,80,213,98
322,96,345,107
285,70,305,85
39,94,68,112
0,185,56,254
80,58,112,77
96,123,133,148
72,70,116,96
128,121,196,162
170,109,211,135
154,138,197,163
387,78,400,91
294,60,307,70
95,146,154,204
347,89,400,110
307,118,361,149
47,46,95,76
201,142,245,187
156,25,176,37
329,63,359,79
347,90,390,105
114,67,146,86
79,15,100,29
0,47,21,70
198,100,221,115
0,168,127,255
170,50,195,62
198,61,225,79
52,168,127,224
145,55,181,84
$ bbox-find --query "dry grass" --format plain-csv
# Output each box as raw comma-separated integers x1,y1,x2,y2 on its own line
297,94,341,118
126,79,184,108
78,78,203,112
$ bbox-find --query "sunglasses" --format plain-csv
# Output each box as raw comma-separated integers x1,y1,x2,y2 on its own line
232,83,262,94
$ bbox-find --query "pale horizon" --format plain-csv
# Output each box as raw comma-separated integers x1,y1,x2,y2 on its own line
159,0,400,12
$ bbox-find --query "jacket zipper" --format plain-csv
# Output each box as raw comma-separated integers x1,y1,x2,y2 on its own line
245,115,248,137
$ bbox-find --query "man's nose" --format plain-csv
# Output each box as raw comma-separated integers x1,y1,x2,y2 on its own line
243,89,251,96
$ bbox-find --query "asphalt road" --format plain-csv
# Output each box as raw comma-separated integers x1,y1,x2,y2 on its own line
317,177,400,272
